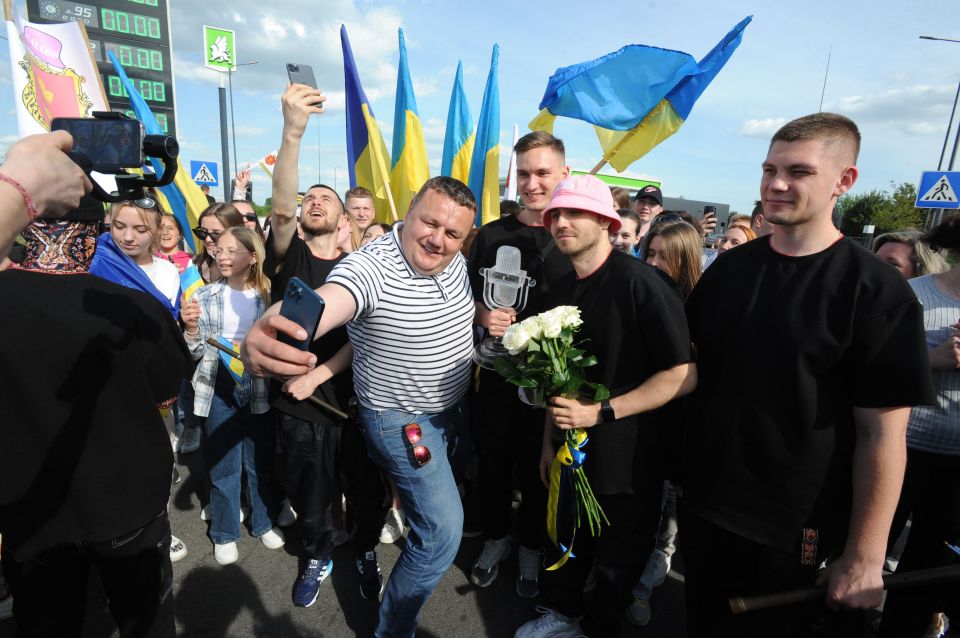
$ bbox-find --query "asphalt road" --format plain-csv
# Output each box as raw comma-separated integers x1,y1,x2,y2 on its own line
0,442,691,638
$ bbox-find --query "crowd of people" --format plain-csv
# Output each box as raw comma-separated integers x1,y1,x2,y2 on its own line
0,95,957,638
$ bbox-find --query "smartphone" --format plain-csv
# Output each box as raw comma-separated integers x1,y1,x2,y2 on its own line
704,205,717,217
278,277,325,350
286,63,324,108
51,117,144,171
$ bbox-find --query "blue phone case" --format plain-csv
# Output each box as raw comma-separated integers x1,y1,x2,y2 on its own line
278,277,325,350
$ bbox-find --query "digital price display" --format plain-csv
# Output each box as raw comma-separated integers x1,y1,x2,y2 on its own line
28,0,177,136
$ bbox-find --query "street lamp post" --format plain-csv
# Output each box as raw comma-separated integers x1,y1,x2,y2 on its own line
920,36,960,229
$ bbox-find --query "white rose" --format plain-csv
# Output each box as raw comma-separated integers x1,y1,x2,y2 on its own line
559,306,582,329
520,315,542,340
539,309,563,338
502,322,531,354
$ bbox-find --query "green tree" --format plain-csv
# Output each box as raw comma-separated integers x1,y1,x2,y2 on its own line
837,190,886,236
836,182,924,236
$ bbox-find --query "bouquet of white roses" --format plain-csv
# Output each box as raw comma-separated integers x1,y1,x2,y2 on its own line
494,305,610,568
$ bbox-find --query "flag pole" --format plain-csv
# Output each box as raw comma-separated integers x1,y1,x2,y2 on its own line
589,159,607,174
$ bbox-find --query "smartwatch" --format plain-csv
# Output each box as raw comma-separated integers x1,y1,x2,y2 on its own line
600,398,616,423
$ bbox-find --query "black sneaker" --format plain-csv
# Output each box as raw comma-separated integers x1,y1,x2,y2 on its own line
356,550,384,600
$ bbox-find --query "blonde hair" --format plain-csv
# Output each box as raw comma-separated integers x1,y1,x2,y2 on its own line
220,226,271,305
108,192,165,253
342,210,363,251
194,202,245,279
642,221,703,299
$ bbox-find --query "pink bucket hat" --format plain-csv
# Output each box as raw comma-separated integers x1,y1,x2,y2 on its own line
542,174,621,232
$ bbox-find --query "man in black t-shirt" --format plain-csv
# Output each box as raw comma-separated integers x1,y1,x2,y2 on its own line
467,131,575,597
683,113,934,637
267,82,385,607
514,175,695,638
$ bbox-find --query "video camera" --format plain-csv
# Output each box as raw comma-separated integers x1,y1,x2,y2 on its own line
51,111,178,203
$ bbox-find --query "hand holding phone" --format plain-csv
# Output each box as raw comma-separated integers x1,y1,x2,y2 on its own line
278,277,325,350
286,63,325,107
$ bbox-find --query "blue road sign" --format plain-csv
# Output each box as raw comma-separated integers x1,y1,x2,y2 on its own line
190,161,219,186
916,171,960,209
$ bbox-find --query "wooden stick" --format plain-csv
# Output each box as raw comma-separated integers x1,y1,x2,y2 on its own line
589,159,607,175
729,564,960,615
205,338,349,420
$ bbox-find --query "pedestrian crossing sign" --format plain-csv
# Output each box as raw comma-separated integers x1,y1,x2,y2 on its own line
916,171,960,209
190,160,219,186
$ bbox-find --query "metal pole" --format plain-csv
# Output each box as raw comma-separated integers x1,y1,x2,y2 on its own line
218,74,231,203
228,67,238,200
818,45,832,112
938,79,960,170
318,125,322,184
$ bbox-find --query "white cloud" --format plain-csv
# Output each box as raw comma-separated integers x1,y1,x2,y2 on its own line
739,118,787,137
235,125,267,137
828,84,954,135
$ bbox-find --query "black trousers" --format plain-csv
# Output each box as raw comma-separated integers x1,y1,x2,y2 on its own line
2,512,175,638
879,448,960,637
540,487,662,636
278,413,386,559
679,506,863,638
471,368,547,549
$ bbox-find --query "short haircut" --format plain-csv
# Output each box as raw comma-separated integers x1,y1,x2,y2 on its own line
727,213,751,228
500,199,521,217
514,131,565,159
345,186,373,202
408,176,477,217
750,200,763,225
771,112,861,163
879,228,950,276
304,183,345,210
610,187,633,211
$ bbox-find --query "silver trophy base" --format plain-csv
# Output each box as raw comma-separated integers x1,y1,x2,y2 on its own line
473,337,508,370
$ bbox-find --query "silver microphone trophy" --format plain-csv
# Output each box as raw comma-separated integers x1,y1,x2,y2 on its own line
473,245,536,369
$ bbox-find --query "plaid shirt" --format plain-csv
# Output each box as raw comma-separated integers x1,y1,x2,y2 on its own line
187,281,269,417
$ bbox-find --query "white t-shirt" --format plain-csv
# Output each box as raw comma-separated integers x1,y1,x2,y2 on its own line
140,256,181,308
221,287,260,341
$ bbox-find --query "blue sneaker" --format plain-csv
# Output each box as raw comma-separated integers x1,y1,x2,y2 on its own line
293,558,333,607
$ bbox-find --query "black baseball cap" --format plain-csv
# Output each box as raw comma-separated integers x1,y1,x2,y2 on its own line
634,185,662,206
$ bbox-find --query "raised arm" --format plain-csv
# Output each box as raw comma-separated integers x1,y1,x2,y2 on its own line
270,83,326,262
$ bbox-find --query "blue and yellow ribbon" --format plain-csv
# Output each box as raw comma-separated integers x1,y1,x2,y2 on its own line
546,429,589,571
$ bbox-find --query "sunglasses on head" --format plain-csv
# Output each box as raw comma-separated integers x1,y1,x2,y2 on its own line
651,213,683,227
403,423,431,467
192,227,222,242
134,196,158,210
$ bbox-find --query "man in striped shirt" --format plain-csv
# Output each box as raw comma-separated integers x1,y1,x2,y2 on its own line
242,176,477,638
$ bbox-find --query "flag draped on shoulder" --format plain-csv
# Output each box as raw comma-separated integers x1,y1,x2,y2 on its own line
441,61,474,187
466,44,501,227
390,28,429,218
108,52,208,252
341,24,395,223
4,7,108,136
530,16,752,172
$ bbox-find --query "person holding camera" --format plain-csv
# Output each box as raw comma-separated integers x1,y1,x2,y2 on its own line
0,193,189,637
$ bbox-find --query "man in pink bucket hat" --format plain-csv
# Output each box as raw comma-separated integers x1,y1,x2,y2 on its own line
515,173,697,638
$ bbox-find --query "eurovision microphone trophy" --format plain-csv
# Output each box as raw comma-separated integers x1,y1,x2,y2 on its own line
473,245,536,369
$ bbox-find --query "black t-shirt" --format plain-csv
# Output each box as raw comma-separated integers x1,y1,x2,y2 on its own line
265,233,352,424
468,215,575,321
545,249,692,495
684,236,935,551
0,270,190,560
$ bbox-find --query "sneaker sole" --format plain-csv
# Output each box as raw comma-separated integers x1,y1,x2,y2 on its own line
470,564,500,588
359,578,385,601
170,547,188,563
515,577,539,599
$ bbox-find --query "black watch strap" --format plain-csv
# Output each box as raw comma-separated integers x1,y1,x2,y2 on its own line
600,398,616,423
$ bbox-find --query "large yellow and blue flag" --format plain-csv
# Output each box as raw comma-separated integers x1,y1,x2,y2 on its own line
466,44,500,227
441,61,474,187
530,16,752,172
390,28,429,218
108,51,208,252
341,25,395,223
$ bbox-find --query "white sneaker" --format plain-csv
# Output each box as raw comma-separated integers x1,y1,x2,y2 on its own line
200,504,246,522
214,542,239,565
514,606,586,638
626,597,651,626
277,499,297,527
640,548,671,589
259,527,285,550
169,535,188,562
379,507,405,544
180,427,201,454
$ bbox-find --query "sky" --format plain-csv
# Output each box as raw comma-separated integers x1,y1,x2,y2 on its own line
2,0,959,216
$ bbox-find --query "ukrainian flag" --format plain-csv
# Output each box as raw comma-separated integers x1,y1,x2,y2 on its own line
530,16,752,172
108,52,208,253
389,29,429,219
441,61,474,186
466,44,500,227
180,262,203,302
341,25,395,224
215,335,244,385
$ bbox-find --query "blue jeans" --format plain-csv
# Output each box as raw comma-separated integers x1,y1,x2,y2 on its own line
173,378,200,440
205,367,276,544
359,398,470,638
